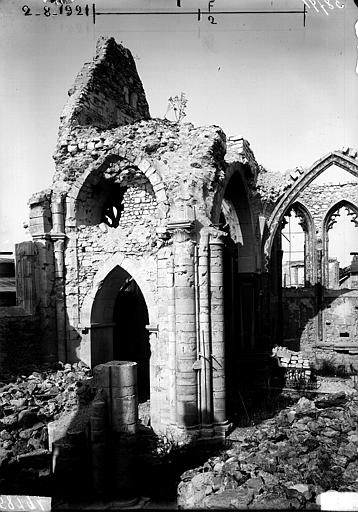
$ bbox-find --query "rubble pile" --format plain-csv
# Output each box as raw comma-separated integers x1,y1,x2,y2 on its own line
0,362,92,494
178,390,358,509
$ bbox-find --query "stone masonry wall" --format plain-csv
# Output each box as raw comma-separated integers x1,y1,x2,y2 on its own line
72,167,159,308
323,292,358,348
0,239,57,378
282,289,316,355
53,119,227,226
59,37,150,142
298,182,357,228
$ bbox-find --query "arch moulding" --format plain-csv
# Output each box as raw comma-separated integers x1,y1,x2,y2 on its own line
322,199,358,232
265,151,358,260
65,150,169,225
79,253,158,333
211,163,252,225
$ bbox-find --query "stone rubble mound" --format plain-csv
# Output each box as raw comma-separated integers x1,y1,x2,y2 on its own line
178,390,358,509
0,362,92,494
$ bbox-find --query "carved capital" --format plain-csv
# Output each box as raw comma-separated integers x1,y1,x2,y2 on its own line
209,227,227,245
167,219,195,243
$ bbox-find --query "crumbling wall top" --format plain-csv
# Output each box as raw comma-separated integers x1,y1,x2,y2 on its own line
58,37,150,143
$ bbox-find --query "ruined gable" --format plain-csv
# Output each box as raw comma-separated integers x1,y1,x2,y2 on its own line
58,36,150,142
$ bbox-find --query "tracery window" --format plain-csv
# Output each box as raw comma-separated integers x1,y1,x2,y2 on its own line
281,205,310,287
324,202,358,289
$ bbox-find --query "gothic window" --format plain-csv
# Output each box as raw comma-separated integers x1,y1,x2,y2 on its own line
281,205,309,287
324,202,358,289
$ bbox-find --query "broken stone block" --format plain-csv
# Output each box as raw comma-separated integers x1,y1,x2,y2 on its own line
315,393,347,409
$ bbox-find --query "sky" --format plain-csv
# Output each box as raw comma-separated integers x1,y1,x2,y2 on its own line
0,0,357,252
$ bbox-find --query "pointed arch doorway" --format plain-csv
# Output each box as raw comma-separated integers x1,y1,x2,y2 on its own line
90,266,150,402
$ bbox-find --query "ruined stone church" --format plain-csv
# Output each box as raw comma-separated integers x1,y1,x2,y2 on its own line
1,37,357,438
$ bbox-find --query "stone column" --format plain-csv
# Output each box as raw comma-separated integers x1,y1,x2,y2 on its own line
168,220,198,428
93,361,138,434
316,237,323,342
209,229,226,425
166,249,177,425
93,361,138,497
51,194,67,362
198,229,212,426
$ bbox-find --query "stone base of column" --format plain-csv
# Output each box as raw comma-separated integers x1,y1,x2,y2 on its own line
198,421,232,441
213,420,232,439
170,421,232,444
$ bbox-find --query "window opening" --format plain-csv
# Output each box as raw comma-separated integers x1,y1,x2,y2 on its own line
281,209,306,287
327,205,358,288
102,186,126,228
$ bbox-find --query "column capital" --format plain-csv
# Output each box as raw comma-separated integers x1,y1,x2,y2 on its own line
167,220,195,243
51,191,67,203
167,219,195,232
209,227,227,245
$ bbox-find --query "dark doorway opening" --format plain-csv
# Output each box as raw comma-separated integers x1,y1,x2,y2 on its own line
91,266,151,403
113,278,150,402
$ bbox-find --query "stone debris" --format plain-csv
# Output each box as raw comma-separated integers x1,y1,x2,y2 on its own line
272,346,312,384
177,389,358,509
0,362,92,494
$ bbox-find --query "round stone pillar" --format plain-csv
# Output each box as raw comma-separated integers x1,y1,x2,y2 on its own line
198,230,213,426
92,361,138,498
93,361,138,434
209,229,226,424
166,250,177,425
169,223,198,428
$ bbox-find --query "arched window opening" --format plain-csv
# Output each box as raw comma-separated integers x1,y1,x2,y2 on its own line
281,207,307,288
326,204,358,289
102,185,126,228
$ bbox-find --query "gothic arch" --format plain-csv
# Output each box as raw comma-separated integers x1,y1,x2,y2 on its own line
323,200,358,232
279,201,315,286
78,253,157,367
211,163,253,225
211,165,256,260
265,150,358,260
287,201,314,233
65,151,169,228
322,200,358,287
